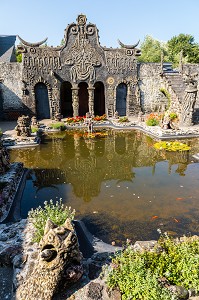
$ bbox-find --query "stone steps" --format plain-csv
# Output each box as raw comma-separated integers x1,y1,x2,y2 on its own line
164,72,186,101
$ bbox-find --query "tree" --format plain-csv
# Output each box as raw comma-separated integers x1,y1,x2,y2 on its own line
138,35,167,63
15,49,22,63
167,34,199,66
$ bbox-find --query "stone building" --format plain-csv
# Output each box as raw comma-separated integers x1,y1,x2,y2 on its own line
0,14,199,122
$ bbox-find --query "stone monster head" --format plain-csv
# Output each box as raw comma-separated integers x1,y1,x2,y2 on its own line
39,219,82,270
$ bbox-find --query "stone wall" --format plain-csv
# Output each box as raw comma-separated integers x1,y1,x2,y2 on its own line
138,63,167,113
0,62,24,120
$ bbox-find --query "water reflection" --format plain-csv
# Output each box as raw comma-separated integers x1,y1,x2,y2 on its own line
10,130,199,244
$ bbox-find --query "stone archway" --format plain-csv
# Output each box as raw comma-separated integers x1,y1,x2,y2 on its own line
35,83,50,119
116,83,127,116
60,81,72,117
94,81,105,116
78,82,89,116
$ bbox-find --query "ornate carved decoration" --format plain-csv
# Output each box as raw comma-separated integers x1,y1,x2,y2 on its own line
107,77,115,85
105,50,137,74
64,15,102,83
17,35,48,47
117,39,141,57
118,39,140,49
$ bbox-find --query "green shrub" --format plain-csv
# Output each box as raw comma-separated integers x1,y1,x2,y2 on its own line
49,122,66,130
31,126,38,133
118,116,129,123
107,235,199,299
169,112,178,120
160,88,171,110
28,199,75,243
107,245,175,299
146,118,159,126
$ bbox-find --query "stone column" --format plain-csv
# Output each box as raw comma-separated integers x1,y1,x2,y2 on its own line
71,84,79,117
107,85,115,117
87,84,95,116
51,87,60,118
180,73,198,126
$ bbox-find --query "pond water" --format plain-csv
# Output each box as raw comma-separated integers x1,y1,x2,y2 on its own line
10,130,199,245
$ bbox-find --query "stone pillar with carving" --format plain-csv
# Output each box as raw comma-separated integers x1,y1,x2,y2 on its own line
72,84,79,117
51,87,60,118
180,72,198,126
107,85,115,117
87,84,95,116
127,80,140,116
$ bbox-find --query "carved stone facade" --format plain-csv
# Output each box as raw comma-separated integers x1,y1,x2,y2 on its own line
1,14,199,123
15,14,141,119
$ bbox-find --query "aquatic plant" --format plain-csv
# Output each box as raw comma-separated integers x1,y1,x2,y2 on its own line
107,235,199,299
28,199,75,242
154,141,191,151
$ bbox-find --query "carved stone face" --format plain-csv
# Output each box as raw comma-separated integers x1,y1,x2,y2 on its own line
39,219,81,270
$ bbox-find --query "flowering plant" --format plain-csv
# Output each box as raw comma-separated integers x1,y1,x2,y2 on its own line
93,114,107,121
65,116,85,124
145,113,161,126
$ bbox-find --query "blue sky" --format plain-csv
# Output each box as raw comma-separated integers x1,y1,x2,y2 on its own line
1,0,199,47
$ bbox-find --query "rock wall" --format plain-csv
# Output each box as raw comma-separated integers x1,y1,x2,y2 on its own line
0,62,24,120
182,64,199,123
138,63,167,113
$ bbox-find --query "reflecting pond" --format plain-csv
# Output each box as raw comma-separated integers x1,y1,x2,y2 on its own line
10,130,199,245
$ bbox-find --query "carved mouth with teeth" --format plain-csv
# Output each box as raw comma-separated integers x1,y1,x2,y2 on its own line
40,245,57,262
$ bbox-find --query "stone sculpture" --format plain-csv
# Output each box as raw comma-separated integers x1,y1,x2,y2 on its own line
16,218,83,300
31,116,39,128
15,115,31,137
0,140,10,174
180,72,198,126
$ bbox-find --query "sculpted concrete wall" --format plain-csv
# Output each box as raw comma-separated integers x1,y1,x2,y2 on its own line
0,62,24,119
138,63,167,113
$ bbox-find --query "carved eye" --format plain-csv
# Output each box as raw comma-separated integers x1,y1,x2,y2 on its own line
48,234,54,243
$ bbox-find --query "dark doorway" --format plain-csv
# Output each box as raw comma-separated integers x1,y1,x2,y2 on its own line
94,82,105,116
60,81,72,117
116,83,127,116
78,82,89,116
35,83,50,119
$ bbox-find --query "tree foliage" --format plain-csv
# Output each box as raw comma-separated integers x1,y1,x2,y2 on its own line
138,35,167,63
16,49,22,63
138,33,199,66
167,33,199,65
